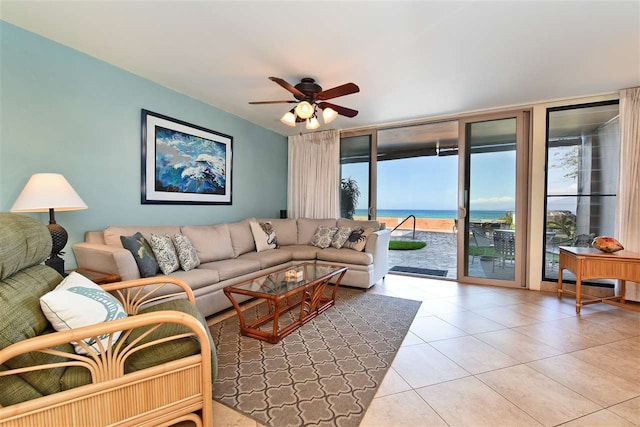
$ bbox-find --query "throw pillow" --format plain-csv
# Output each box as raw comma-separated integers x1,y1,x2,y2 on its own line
310,225,338,249
120,232,159,277
250,221,279,252
331,226,352,249
40,272,128,355
342,227,375,252
150,234,180,275
173,233,201,271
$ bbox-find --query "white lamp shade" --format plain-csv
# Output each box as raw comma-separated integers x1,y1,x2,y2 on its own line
280,111,297,127
295,101,314,119
11,173,88,212
306,117,320,130
322,107,338,124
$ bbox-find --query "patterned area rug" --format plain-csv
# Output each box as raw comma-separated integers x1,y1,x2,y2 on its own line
210,287,421,427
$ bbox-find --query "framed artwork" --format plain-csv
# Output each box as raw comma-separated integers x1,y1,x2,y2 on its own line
141,109,233,205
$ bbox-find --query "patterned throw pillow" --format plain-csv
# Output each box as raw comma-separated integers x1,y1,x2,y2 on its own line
311,225,338,249
120,232,159,277
173,234,200,271
40,272,128,355
250,221,279,252
331,226,352,249
342,228,375,252
150,234,180,275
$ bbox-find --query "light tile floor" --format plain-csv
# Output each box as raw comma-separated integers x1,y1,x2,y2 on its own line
209,274,640,427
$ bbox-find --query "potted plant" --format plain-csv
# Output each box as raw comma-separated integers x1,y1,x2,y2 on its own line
340,178,361,219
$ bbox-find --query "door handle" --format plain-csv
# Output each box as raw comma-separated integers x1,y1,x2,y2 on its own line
459,207,467,218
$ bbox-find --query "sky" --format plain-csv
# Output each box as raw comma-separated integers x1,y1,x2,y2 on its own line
342,150,518,212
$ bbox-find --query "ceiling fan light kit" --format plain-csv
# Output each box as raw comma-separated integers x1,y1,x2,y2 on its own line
322,107,338,124
306,116,320,130
280,109,297,127
294,101,314,119
251,77,360,130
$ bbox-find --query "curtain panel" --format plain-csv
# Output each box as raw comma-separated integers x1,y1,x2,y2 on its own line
617,87,640,301
287,129,340,219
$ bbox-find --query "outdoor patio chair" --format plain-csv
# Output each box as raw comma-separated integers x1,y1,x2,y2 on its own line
470,227,494,263
493,229,515,272
547,233,596,270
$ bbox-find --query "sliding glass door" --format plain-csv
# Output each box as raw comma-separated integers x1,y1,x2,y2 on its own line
458,111,529,287
339,132,376,220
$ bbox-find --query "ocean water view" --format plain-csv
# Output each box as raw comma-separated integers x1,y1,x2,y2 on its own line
355,209,512,220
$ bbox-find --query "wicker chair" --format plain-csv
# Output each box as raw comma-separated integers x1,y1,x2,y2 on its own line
0,213,215,426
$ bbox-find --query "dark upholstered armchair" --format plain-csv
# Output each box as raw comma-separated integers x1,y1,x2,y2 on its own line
0,213,216,426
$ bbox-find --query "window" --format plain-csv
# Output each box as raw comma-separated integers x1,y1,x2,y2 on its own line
543,101,620,283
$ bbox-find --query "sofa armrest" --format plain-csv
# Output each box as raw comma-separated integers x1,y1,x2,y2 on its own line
0,310,213,425
102,276,196,314
365,229,391,282
72,242,140,281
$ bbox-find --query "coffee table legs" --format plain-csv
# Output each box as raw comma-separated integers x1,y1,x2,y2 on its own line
224,273,345,344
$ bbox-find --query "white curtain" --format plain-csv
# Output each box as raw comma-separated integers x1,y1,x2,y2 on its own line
616,87,640,300
287,129,340,219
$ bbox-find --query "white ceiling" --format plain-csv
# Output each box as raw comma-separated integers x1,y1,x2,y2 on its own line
1,1,638,137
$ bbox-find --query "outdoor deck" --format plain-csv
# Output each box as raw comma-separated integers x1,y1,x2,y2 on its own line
388,229,516,281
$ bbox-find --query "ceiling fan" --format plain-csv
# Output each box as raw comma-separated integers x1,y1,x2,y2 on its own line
249,77,360,129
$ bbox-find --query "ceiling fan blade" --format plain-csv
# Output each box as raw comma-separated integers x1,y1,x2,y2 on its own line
269,76,306,99
248,100,297,105
318,102,358,118
316,83,360,101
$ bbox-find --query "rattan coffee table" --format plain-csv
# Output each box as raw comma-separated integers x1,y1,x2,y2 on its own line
223,263,347,343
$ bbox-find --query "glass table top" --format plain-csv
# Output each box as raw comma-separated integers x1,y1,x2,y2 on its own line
226,263,345,297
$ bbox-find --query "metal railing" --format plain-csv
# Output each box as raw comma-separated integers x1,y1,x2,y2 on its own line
390,214,416,239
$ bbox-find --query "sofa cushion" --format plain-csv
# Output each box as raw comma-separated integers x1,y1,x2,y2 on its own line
317,248,373,266
297,218,338,245
172,234,200,271
181,224,234,263
238,249,293,269
40,272,128,355
199,258,261,281
0,365,44,406
259,218,297,246
278,244,320,261
168,268,220,291
105,226,181,248
310,225,338,249
120,232,160,277
337,219,381,231
0,213,52,281
150,234,180,275
227,218,256,257
250,221,279,252
0,265,66,396
122,298,217,378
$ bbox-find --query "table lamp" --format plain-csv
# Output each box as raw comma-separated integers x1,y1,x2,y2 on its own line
11,173,88,275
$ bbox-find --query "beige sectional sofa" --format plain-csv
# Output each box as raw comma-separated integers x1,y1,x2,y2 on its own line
72,217,390,318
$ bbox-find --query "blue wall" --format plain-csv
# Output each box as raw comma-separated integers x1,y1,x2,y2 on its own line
0,21,288,267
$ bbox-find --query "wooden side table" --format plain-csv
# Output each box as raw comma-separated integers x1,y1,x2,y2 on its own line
557,246,640,313
72,267,122,285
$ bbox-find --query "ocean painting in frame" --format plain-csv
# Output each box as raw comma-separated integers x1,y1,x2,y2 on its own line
141,109,233,205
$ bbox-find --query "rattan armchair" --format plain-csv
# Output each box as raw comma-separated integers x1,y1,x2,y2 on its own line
0,213,214,427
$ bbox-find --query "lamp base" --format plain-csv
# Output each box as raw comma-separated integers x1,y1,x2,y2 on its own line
45,255,65,276
48,222,68,255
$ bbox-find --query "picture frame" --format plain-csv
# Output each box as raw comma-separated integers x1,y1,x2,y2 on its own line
141,109,233,205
